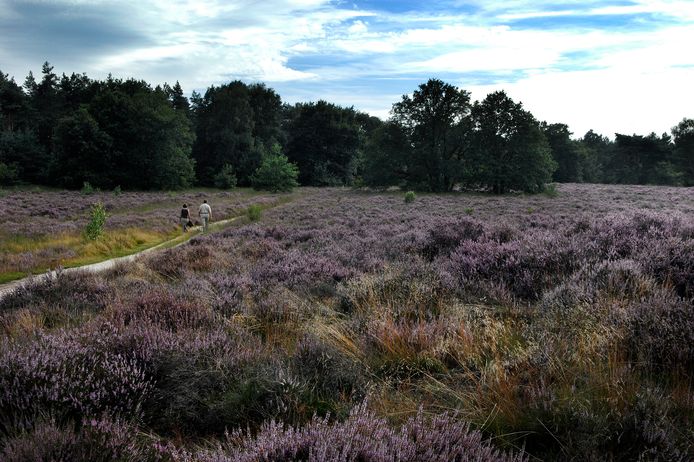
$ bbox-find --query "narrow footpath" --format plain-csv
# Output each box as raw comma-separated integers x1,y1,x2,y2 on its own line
0,215,241,301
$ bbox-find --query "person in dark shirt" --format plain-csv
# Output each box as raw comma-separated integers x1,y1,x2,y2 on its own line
180,204,191,232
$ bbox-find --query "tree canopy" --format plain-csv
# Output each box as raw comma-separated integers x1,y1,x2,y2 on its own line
0,64,691,190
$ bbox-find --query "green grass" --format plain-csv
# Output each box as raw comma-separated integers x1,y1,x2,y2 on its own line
0,191,299,284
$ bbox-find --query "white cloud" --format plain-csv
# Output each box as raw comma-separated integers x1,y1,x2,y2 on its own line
467,65,694,138
2,0,693,137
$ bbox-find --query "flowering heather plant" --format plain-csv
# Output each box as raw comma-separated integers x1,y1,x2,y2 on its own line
1,184,692,459
192,403,525,462
0,330,152,428
106,287,216,332
0,270,113,333
0,417,157,462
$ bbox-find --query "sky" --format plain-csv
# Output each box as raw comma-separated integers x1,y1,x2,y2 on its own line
1,0,693,138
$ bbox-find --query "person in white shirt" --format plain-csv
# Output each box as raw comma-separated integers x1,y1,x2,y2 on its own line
198,199,212,233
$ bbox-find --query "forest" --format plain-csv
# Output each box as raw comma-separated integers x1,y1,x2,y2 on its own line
1,62,693,192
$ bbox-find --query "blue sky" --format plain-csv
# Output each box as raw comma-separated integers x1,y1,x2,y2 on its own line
1,0,693,137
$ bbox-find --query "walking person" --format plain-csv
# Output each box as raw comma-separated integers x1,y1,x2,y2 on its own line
180,204,191,232
198,199,212,233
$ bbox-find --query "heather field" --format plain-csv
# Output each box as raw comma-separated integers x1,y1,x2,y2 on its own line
1,183,693,461
0,188,288,282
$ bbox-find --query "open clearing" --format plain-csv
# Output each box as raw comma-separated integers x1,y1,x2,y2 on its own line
0,184,692,460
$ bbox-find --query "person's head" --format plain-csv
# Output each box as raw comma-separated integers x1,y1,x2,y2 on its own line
183,204,187,208
203,200,207,204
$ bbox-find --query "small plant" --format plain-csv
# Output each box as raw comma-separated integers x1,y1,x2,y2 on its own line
84,202,107,241
214,164,238,190
543,183,559,198
112,185,122,196
80,181,94,195
464,207,474,215
247,204,262,222
404,191,416,203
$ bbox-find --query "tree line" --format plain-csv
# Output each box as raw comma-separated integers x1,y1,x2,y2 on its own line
1,63,692,192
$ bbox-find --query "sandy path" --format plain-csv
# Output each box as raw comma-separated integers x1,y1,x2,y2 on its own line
0,216,240,301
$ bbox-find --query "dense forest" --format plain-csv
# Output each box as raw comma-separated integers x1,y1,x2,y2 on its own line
1,62,692,191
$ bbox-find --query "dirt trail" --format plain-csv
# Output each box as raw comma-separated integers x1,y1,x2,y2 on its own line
0,216,241,301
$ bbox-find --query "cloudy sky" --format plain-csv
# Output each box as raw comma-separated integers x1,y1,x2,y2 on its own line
1,0,693,137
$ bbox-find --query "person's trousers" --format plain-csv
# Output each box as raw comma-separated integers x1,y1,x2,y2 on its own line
201,215,209,232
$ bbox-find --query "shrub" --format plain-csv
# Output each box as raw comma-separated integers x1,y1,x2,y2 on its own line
0,271,113,333
291,334,366,403
107,287,215,331
247,204,262,222
0,161,19,186
404,190,416,203
193,404,525,461
0,418,158,462
542,182,559,198
112,185,122,196
214,164,238,190
80,181,94,195
251,152,299,193
83,202,107,241
0,331,153,426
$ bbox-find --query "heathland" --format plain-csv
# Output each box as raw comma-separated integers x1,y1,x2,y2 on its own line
0,183,692,461
0,188,290,283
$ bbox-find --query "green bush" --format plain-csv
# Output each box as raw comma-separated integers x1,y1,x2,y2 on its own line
112,185,122,196
84,202,107,241
80,181,94,195
404,191,416,203
542,182,559,198
251,151,299,193
213,164,238,190
247,204,262,222
0,162,19,186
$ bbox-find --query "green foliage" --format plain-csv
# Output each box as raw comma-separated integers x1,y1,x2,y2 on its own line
285,100,364,186
52,107,113,189
83,202,107,241
542,122,582,182
192,81,281,186
362,121,408,188
469,91,556,193
112,185,121,196
80,181,94,195
251,145,299,193
213,164,238,189
0,161,18,186
543,183,559,198
247,204,262,222
404,191,416,203
607,133,676,185
391,78,472,192
673,118,694,186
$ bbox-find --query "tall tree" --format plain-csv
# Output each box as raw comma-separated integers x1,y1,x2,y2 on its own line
672,118,694,186
391,78,471,192
248,83,283,145
51,107,113,188
285,101,362,186
470,91,555,193
166,81,190,113
608,133,675,184
542,122,581,182
192,81,257,185
362,121,410,187
578,130,612,183
89,78,195,189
